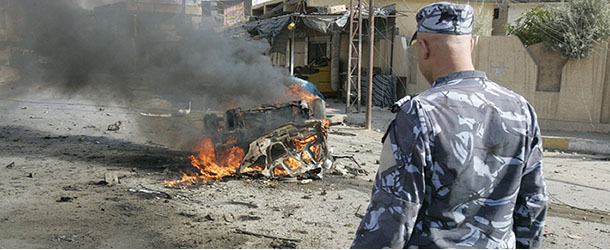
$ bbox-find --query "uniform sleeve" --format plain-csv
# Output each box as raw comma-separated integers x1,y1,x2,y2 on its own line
513,104,548,248
351,101,429,249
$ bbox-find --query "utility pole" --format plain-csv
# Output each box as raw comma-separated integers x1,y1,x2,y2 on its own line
290,31,295,76
365,0,374,129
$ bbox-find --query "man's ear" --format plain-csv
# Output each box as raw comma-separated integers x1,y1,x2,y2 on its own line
419,39,430,60
470,37,474,52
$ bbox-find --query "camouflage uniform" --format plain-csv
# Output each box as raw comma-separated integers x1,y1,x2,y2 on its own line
351,3,547,248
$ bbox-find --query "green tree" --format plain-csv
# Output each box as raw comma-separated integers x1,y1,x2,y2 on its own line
506,0,610,60
505,6,550,46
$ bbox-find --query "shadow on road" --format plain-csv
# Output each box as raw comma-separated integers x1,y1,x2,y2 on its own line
0,124,192,172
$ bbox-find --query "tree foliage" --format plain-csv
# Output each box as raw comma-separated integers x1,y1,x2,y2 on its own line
505,7,550,46
507,0,610,60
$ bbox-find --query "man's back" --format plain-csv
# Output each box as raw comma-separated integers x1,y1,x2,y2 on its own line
351,71,547,248
407,71,545,248
351,3,547,248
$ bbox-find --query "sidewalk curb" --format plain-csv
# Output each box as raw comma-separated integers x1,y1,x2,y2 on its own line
543,136,610,155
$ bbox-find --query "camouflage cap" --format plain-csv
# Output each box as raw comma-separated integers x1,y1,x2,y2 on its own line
410,2,474,45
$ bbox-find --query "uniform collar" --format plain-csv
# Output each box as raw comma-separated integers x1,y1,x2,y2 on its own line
432,70,487,88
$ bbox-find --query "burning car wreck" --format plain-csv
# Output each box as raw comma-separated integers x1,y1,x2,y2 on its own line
165,88,333,188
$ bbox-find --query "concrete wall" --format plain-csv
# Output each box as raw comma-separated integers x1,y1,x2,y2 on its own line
405,36,610,133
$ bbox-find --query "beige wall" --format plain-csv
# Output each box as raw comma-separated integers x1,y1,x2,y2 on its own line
405,36,610,133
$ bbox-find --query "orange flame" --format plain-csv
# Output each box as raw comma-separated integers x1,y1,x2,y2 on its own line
309,144,321,161
285,157,301,170
273,166,288,176
302,151,312,163
288,84,317,103
165,138,245,187
292,134,318,151
242,165,264,172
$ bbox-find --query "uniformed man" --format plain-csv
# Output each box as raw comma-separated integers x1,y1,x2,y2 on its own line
351,2,547,248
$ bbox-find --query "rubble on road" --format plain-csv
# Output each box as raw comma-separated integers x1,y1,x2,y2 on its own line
104,172,120,186
5,162,15,169
56,196,76,202
107,121,122,131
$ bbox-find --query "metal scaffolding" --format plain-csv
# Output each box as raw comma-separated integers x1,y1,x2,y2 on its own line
346,0,363,113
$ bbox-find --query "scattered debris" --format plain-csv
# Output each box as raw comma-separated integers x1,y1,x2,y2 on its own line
57,196,76,202
238,215,262,221
128,186,172,199
178,101,192,115
270,239,298,249
299,179,313,185
5,162,15,169
62,186,79,191
107,121,122,131
334,155,363,168
178,212,197,218
104,172,120,186
225,201,259,208
175,194,190,201
327,166,347,176
43,135,67,140
293,229,309,235
354,205,364,218
204,214,215,221
567,234,582,239
51,234,77,243
344,165,369,176
329,131,357,136
88,180,108,186
543,231,557,238
234,228,301,242
223,214,235,222
139,112,172,118
155,213,169,218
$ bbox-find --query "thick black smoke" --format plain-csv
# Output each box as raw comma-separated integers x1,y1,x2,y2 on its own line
15,0,298,150
19,0,294,109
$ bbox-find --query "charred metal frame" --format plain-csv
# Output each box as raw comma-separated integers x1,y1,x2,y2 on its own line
238,120,331,179
203,99,331,179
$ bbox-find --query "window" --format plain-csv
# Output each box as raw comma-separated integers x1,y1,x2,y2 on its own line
307,42,327,63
